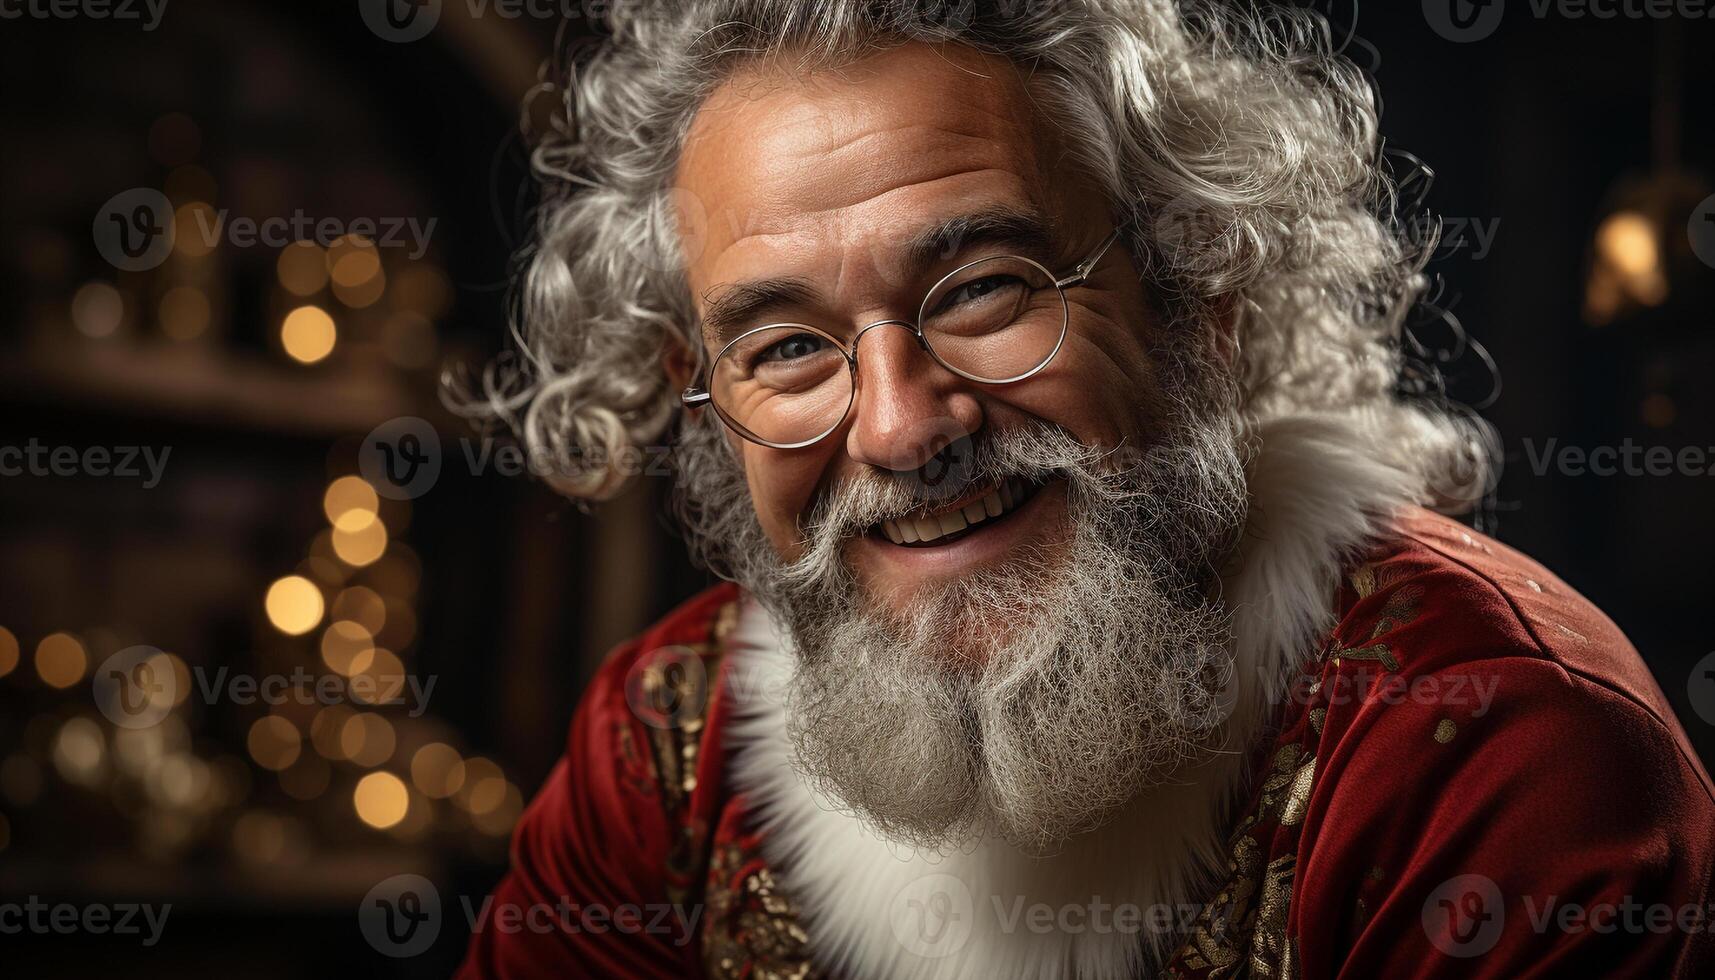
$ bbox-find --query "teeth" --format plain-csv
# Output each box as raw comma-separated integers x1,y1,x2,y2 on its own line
880,479,1037,546
914,517,942,542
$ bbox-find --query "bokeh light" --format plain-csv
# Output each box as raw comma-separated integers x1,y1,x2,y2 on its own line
0,626,18,678
280,305,337,364
410,742,465,800
276,241,329,297
331,586,387,635
35,632,87,688
264,575,325,635
246,715,302,772
353,771,409,829
332,519,387,567
323,476,379,532
320,620,375,677
71,281,124,338
339,712,396,768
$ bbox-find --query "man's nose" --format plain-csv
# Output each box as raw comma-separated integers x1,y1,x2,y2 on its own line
843,320,982,473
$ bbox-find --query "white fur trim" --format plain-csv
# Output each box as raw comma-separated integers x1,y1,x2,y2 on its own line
722,413,1416,979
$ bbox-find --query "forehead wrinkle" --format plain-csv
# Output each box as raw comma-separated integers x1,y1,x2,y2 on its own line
699,167,1045,326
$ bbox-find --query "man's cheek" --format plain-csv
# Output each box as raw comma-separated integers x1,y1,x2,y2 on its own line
741,451,818,554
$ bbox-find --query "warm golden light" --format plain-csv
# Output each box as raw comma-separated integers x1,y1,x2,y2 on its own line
331,586,387,634
277,241,329,297
247,715,302,771
159,286,211,340
472,782,525,837
1586,210,1668,325
323,476,380,532
310,705,355,760
456,757,506,815
173,202,218,258
1597,212,1657,279
410,742,465,799
320,620,375,677
280,305,337,364
71,281,124,339
264,575,325,635
329,247,381,289
349,648,406,705
52,717,105,786
354,771,410,829
35,632,87,689
0,626,18,678
340,712,396,768
328,236,386,309
332,519,388,567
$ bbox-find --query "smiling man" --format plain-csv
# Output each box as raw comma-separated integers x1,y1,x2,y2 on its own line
457,2,1715,978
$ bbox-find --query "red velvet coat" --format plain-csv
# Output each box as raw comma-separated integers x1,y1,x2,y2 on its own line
459,509,1715,978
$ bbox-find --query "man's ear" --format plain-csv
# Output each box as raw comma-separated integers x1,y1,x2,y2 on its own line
662,332,698,403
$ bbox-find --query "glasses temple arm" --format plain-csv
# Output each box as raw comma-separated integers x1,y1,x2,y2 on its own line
1054,223,1128,289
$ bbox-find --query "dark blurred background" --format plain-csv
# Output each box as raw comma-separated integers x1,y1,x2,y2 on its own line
0,1,1710,976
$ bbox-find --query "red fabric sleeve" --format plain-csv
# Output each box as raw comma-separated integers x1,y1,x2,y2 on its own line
456,638,697,980
1294,656,1715,979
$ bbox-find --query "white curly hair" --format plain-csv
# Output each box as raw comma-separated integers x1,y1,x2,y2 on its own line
455,0,1494,510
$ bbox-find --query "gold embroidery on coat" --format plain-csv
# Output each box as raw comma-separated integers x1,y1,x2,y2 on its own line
1166,743,1318,978
703,841,819,980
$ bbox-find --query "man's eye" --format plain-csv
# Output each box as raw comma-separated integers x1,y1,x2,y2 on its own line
760,333,829,362
938,274,1023,312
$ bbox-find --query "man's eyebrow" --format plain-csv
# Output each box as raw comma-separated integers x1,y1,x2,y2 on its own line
699,276,822,348
901,203,1056,279
697,203,1056,347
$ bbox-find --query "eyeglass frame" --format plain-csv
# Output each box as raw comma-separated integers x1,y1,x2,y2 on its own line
681,221,1129,449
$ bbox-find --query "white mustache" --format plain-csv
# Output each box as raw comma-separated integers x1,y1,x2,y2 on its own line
797,424,1119,547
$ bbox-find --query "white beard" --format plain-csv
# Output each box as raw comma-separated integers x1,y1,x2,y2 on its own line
720,412,1424,979
777,417,1246,857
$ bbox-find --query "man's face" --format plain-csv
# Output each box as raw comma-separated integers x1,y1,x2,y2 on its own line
674,42,1164,622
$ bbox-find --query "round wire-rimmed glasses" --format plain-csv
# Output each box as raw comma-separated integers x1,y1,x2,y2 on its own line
682,224,1127,449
